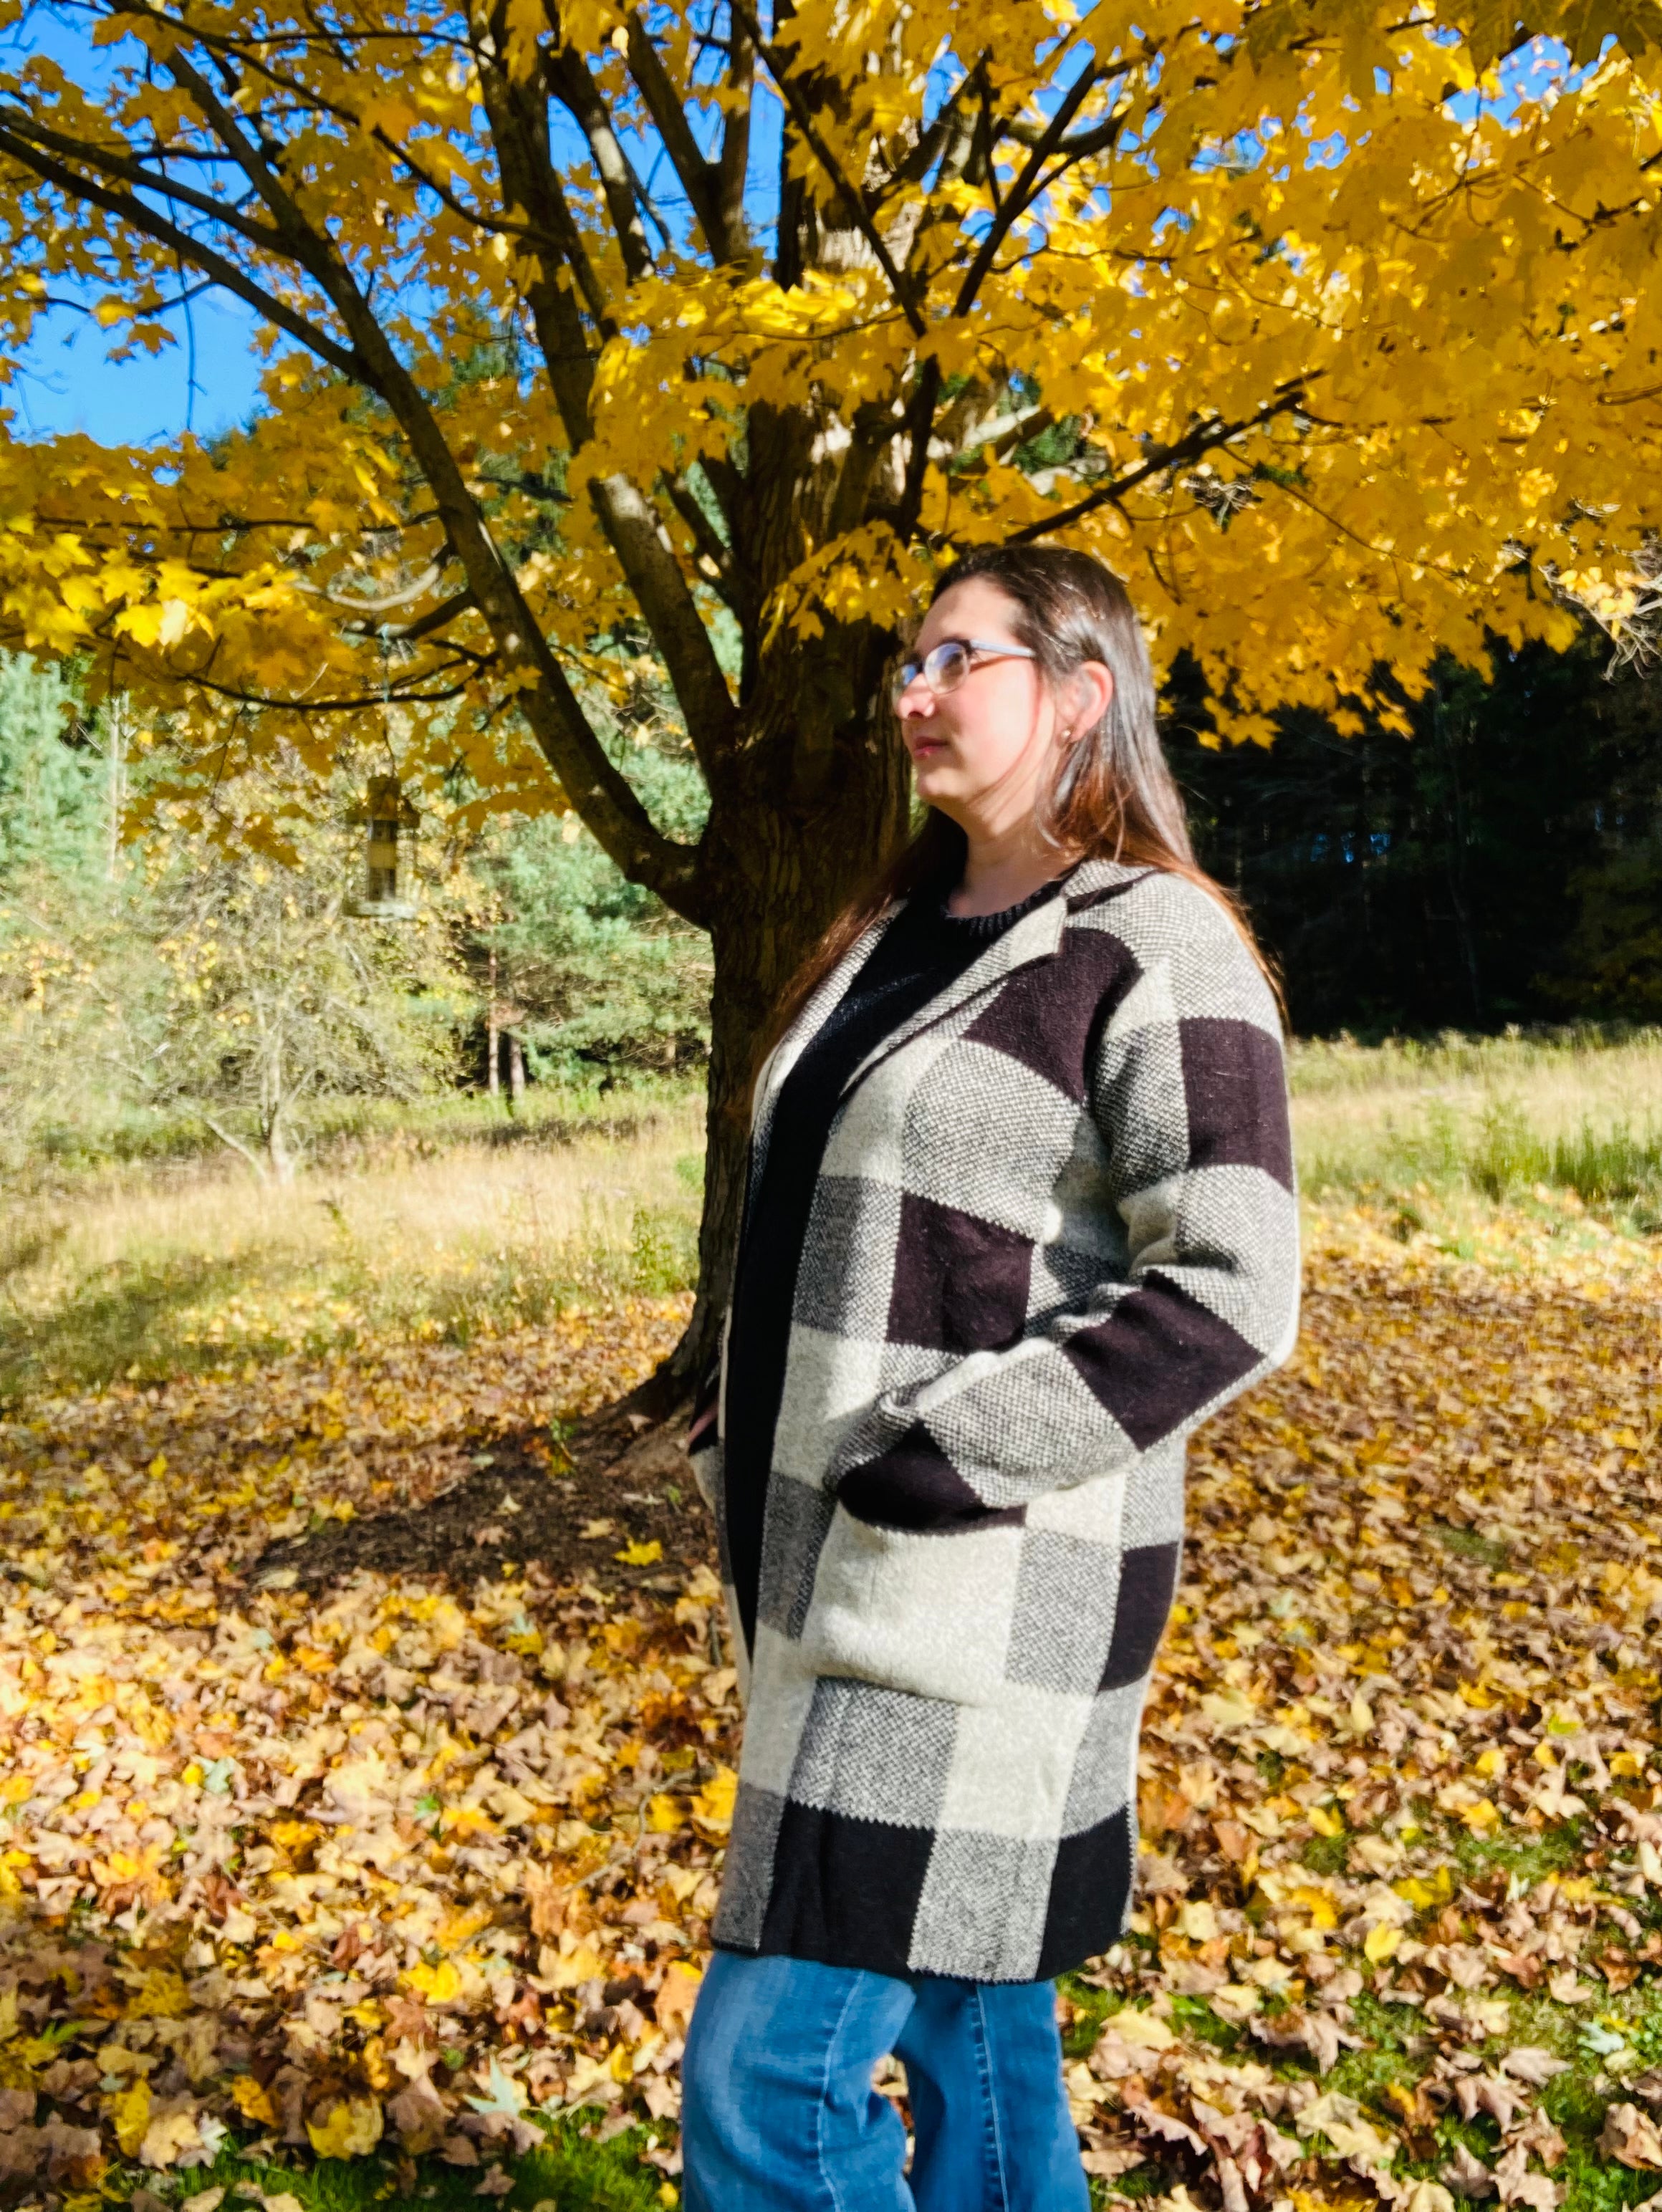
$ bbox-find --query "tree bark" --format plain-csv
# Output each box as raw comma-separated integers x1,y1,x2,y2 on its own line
509,1031,526,1109
653,615,912,1403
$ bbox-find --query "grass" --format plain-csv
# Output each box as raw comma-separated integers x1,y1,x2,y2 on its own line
1291,1024,1662,1240
96,2111,677,2212
6,1029,1660,1402
0,1079,706,1397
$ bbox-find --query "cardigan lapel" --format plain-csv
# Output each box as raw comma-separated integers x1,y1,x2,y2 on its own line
750,907,898,1162
751,859,1147,1153
831,858,1153,1103
834,888,1070,1103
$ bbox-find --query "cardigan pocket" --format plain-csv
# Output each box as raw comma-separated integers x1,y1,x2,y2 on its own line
796,1502,1024,1707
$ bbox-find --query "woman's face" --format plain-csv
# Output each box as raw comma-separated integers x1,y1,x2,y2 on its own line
897,578,1105,837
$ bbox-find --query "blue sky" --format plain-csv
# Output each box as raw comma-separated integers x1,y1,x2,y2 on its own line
9,291,267,446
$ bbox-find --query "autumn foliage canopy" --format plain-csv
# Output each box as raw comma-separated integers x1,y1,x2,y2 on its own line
1,0,1661,1337
1,0,1658,802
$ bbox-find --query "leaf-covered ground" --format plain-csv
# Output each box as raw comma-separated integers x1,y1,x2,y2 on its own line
0,1213,1657,2212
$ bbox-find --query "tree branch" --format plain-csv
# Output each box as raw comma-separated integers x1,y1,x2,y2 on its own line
624,10,739,261
589,472,739,778
662,472,745,607
727,0,925,335
896,357,943,542
717,16,755,254
0,122,368,383
114,27,707,921
348,587,478,645
954,61,1102,318
0,105,288,256
1007,387,1312,542
544,44,654,282
463,50,607,445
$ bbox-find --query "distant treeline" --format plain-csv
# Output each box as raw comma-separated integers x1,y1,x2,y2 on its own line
1168,636,1662,1034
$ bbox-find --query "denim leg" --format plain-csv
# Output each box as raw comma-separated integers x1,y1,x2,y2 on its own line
897,1976,1090,2212
681,1949,918,2212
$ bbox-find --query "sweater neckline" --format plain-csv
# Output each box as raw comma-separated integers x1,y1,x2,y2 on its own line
927,867,1069,941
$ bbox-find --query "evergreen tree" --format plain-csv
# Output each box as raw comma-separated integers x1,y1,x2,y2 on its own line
0,653,106,880
465,688,713,1085
1168,638,1662,1034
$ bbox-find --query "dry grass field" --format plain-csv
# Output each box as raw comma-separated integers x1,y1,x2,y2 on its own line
3,1028,1658,1403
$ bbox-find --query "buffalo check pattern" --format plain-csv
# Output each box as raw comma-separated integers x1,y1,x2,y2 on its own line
686,860,1300,1982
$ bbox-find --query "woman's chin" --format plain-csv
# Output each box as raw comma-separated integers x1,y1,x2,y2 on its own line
910,762,960,806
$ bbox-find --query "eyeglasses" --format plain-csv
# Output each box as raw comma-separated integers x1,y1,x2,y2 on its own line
893,636,1037,706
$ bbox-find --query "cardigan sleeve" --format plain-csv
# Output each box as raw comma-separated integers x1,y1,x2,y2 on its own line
830,920,1299,1526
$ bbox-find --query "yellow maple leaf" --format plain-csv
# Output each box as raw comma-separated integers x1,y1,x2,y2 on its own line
646,1793,685,1832
403,1958,461,2004
1292,1886,1339,1930
229,2074,278,2127
122,1966,188,2019
692,1765,738,1834
360,2034,396,2092
615,1539,664,1566
110,2077,151,2157
441,1804,498,1839
307,2096,384,2159
544,1942,606,1991
437,1903,494,1951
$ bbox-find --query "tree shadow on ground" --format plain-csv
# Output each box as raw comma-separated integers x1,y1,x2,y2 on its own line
0,1249,268,1399
251,1400,716,1603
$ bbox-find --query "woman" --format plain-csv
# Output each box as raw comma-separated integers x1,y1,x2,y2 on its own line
681,544,1300,2210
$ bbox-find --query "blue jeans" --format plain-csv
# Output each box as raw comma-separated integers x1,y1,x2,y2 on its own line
681,1949,1090,2211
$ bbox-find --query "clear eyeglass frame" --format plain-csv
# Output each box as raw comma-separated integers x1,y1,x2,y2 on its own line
893,636,1037,705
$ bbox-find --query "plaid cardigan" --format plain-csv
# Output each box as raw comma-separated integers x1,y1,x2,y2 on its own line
687,859,1299,1982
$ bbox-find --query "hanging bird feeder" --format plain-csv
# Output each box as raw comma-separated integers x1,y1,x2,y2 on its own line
345,773,421,920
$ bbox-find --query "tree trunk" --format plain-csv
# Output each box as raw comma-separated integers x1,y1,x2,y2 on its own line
508,1031,525,1109
265,1113,297,1186
486,949,499,1100
655,618,913,1402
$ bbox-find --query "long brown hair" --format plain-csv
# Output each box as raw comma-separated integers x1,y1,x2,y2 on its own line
760,544,1278,1076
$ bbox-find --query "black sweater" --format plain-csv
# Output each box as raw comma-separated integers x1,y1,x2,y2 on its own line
721,872,1065,1651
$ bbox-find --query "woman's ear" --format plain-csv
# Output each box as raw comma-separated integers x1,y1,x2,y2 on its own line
1061,661,1114,740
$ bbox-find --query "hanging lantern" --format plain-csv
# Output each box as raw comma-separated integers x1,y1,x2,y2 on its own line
346,774,420,920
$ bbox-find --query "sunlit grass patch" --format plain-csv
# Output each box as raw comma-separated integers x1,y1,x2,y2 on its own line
1292,1026,1662,1246
0,1088,704,1396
